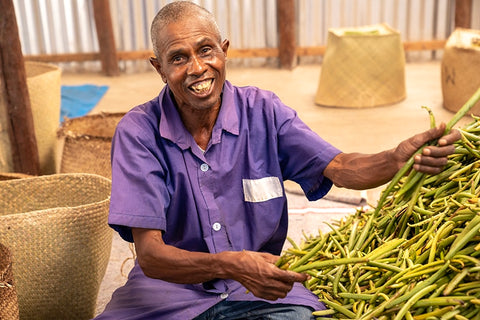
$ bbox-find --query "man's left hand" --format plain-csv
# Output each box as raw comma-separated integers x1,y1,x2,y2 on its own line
394,123,461,175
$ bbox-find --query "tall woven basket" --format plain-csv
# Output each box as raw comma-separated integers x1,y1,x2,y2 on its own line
0,173,113,320
315,23,406,108
58,112,125,179
0,243,19,320
0,61,61,174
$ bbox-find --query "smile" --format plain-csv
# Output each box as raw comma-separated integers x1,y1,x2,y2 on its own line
189,79,213,94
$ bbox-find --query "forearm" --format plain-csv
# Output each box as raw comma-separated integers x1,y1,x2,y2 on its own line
323,125,460,190
324,150,400,190
132,228,307,300
133,228,231,283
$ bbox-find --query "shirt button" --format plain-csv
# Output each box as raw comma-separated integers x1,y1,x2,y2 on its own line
212,222,221,231
220,292,228,299
200,163,209,172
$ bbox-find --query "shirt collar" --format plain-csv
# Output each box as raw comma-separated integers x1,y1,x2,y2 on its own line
158,80,239,150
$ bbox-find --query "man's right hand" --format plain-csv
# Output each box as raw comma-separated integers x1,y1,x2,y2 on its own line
219,250,308,301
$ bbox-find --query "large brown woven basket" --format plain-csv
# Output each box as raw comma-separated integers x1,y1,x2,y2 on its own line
0,243,19,320
58,112,125,179
0,173,113,320
442,28,480,115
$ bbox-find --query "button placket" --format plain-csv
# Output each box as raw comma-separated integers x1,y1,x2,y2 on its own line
195,157,232,252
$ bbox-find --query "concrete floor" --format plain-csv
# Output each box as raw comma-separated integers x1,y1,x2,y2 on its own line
60,60,470,316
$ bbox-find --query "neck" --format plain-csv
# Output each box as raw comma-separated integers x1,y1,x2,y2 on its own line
178,105,220,150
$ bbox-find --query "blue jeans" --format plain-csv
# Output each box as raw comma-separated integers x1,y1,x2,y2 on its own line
192,300,315,320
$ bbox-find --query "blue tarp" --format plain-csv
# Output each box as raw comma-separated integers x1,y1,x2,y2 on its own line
60,84,109,121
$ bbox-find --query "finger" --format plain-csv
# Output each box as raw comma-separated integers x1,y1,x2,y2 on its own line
422,145,456,158
412,163,444,175
259,252,280,264
242,250,278,264
406,126,444,151
248,277,295,300
256,288,287,301
415,154,449,167
285,270,308,283
424,124,446,142
250,270,308,300
266,270,306,293
438,129,461,146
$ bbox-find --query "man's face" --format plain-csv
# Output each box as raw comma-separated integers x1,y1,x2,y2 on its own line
151,18,229,112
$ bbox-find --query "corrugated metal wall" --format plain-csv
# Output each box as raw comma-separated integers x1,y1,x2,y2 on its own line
13,0,480,72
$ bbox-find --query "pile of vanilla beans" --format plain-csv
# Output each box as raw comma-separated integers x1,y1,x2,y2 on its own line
279,88,480,319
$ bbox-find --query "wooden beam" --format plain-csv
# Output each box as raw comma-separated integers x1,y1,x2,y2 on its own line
24,52,100,63
277,0,296,69
455,0,472,29
22,39,449,64
0,0,40,175
403,40,446,51
296,46,327,57
92,0,119,76
227,48,279,59
116,48,281,60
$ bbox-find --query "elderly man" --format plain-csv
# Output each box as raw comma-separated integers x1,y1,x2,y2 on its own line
95,1,460,319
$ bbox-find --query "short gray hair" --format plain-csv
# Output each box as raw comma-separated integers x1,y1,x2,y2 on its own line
150,1,221,58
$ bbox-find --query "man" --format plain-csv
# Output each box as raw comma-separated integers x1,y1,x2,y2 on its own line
95,2,460,319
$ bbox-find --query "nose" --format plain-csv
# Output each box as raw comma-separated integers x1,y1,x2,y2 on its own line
187,55,206,76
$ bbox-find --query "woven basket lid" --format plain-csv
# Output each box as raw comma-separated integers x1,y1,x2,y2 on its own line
445,27,480,51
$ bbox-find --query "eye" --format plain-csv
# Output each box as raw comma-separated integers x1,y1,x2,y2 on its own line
200,46,212,56
171,55,185,65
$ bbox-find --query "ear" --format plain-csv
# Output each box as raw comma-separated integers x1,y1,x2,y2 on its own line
221,39,230,59
149,57,167,83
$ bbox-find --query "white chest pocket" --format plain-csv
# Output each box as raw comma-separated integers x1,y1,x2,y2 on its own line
242,176,283,202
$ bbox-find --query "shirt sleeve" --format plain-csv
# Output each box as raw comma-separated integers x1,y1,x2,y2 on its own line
108,109,170,242
272,93,342,201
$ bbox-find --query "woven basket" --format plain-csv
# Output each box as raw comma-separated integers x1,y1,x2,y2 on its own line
26,61,62,174
58,112,125,179
0,61,61,174
0,173,113,320
442,28,480,115
315,23,406,108
0,243,19,320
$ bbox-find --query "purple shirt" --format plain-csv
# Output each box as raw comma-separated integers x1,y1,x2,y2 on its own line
96,81,341,319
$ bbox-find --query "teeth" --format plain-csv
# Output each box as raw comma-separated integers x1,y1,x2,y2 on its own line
191,80,212,93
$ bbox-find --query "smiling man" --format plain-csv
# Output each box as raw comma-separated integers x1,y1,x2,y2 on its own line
94,2,460,320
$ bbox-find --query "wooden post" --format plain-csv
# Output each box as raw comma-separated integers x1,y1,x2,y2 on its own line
277,0,297,69
0,0,40,175
93,0,120,76
455,0,472,29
